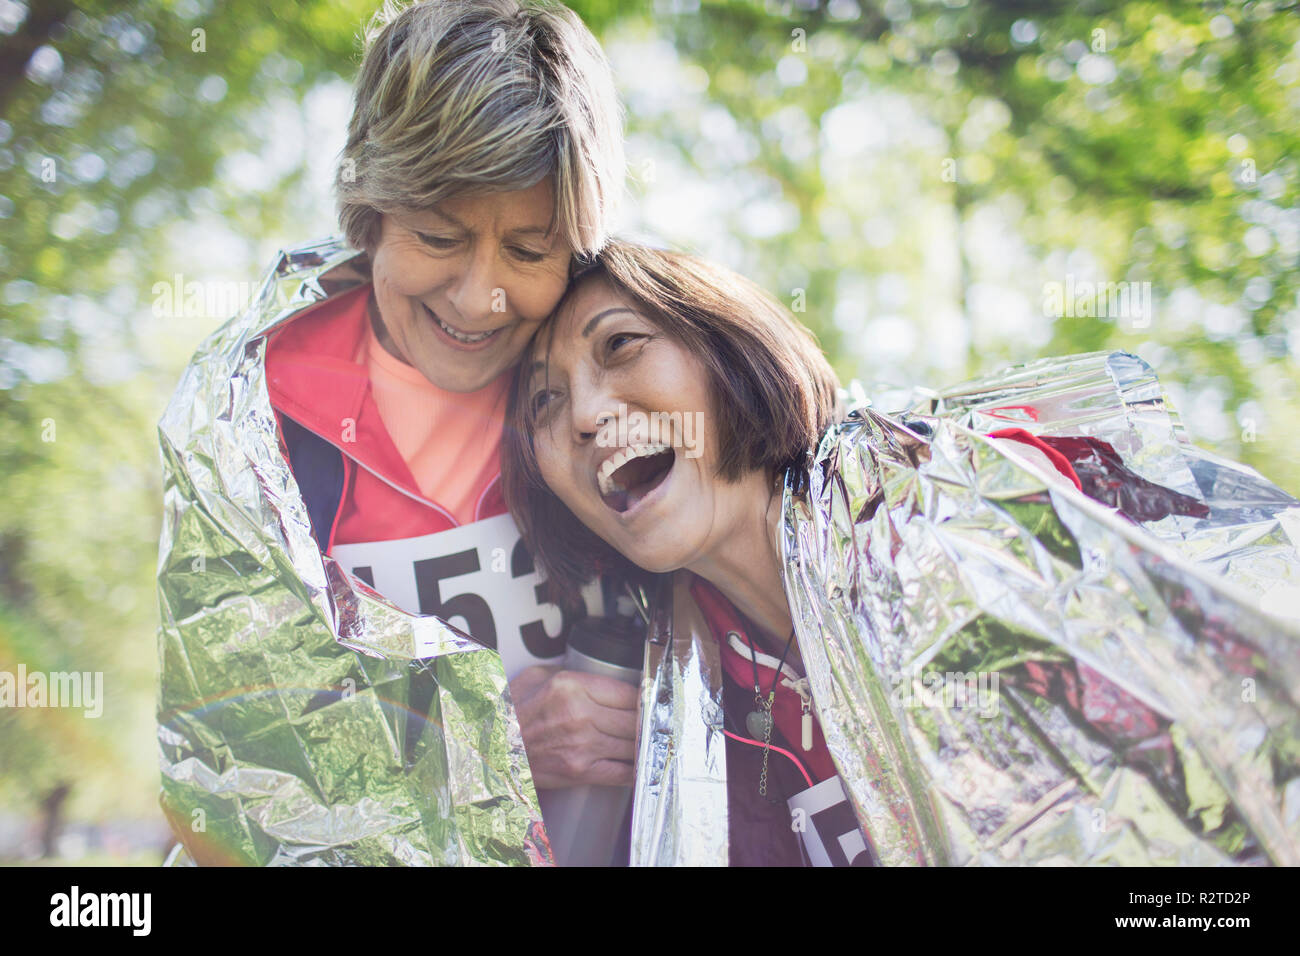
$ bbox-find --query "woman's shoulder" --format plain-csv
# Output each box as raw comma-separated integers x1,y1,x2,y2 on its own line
173,237,367,368
161,237,370,434
803,406,933,485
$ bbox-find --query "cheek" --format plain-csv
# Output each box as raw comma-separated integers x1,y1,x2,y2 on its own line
681,355,714,409
506,273,568,322
643,350,715,429
376,247,445,298
534,432,585,510
665,356,720,472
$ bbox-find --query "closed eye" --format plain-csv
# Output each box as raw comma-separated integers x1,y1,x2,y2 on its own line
508,245,547,263
417,232,460,251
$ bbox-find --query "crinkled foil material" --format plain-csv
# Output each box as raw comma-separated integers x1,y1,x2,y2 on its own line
628,575,728,866
780,350,1300,866
631,349,1300,866
157,237,549,866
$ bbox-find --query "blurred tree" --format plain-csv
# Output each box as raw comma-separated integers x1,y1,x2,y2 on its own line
0,0,381,842
634,0,1298,488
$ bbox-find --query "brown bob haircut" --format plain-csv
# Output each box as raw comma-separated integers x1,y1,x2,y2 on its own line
501,241,843,610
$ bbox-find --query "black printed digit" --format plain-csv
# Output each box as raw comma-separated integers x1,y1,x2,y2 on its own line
414,549,497,649
511,537,582,659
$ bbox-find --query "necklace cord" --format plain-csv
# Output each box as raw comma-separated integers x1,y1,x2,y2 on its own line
743,628,799,698
742,627,800,801
769,628,797,698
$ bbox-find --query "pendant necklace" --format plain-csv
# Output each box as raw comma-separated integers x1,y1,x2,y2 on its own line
743,626,799,800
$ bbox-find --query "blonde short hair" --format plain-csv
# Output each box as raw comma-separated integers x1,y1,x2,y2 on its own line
337,0,624,258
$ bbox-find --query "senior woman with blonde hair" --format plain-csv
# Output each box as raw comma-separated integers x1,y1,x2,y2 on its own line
156,0,629,866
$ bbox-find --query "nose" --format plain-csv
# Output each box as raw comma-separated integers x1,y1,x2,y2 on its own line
446,246,502,326
569,369,619,446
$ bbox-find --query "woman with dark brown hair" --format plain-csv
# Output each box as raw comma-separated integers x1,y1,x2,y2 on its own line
504,240,852,864
504,241,841,617
502,239,1300,868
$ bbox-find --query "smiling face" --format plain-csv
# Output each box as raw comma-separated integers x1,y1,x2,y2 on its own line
368,177,572,392
526,275,765,573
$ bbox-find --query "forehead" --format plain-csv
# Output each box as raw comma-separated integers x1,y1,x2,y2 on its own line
553,274,627,335
403,177,557,231
526,275,632,377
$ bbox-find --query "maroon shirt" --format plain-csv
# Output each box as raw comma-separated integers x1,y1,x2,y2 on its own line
690,575,837,866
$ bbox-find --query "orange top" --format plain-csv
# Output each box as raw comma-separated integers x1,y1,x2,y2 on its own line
359,314,508,526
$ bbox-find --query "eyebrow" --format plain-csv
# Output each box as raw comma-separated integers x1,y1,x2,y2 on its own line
418,207,466,231
521,307,637,385
582,308,638,338
523,357,552,389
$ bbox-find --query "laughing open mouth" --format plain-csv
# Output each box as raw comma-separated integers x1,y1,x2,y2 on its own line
597,444,676,514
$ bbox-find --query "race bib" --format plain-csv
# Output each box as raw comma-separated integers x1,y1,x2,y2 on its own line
788,775,875,867
331,512,602,678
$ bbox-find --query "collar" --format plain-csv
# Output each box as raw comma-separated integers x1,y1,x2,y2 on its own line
690,574,803,693
264,283,427,508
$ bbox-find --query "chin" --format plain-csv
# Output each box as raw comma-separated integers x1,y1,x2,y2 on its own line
612,536,691,575
422,363,498,393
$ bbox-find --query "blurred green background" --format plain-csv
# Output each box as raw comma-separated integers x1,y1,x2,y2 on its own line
1,0,1296,862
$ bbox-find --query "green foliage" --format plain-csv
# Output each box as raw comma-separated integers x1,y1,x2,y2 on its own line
623,0,1298,488
0,0,375,829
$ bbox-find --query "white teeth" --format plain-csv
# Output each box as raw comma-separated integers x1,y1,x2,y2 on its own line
597,444,670,497
428,307,500,343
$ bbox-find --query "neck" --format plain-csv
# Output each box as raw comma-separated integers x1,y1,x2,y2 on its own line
687,473,793,650
368,292,409,366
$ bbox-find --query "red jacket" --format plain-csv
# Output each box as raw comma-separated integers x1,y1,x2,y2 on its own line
263,283,507,553
260,283,586,681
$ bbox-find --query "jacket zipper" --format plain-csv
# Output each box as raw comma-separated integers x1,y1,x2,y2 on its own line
785,676,814,752
286,416,460,528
